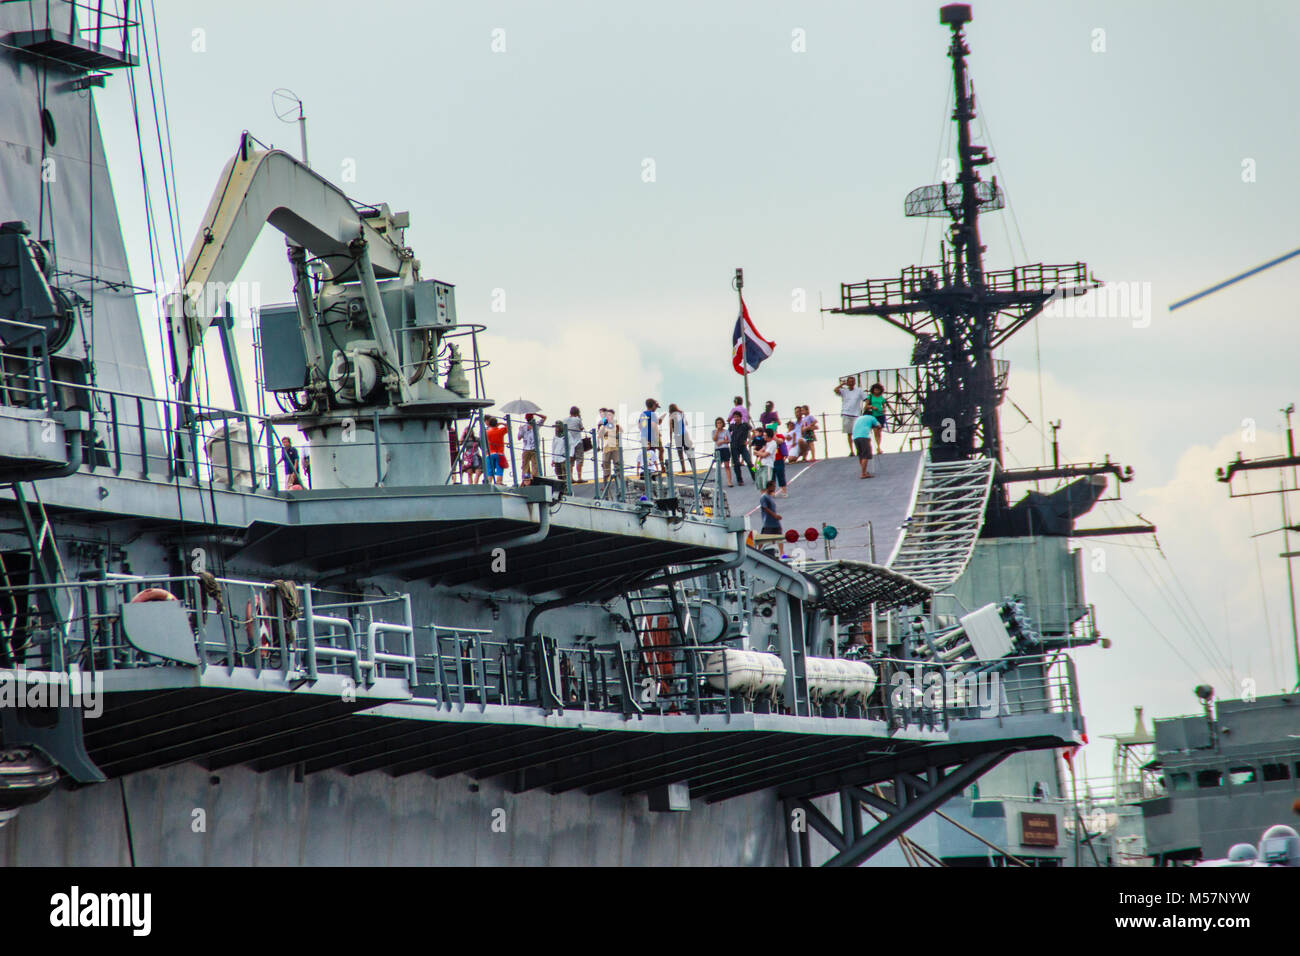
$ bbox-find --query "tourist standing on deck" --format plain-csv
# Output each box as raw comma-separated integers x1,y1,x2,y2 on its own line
772,431,789,497
835,377,867,456
852,410,878,479
712,417,733,486
666,403,694,472
459,426,482,484
638,398,661,478
759,480,783,554
280,436,304,487
518,412,546,478
753,424,776,490
794,405,818,463
550,421,569,480
485,416,509,486
729,396,750,424
867,383,888,456
759,400,779,429
564,407,586,482
728,411,753,486
597,408,620,484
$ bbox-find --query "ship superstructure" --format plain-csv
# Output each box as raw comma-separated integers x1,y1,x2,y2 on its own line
0,1,1092,866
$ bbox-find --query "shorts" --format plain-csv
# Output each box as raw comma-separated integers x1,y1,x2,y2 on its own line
801,429,815,442
842,415,856,433
715,446,731,463
486,453,505,478
871,414,887,430
854,437,873,461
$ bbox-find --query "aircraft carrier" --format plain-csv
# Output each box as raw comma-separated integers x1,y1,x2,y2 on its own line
0,1,1134,867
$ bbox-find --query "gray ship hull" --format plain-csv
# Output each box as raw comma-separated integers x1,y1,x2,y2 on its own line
3,764,788,866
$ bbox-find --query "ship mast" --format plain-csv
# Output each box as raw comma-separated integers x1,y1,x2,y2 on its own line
828,4,1109,523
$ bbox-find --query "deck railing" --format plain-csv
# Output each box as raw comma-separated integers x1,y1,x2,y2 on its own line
0,571,1080,734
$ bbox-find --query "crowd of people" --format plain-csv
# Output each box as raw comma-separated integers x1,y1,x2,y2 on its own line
450,381,891,500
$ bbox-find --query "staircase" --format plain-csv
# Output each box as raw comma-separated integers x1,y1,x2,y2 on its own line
887,458,996,590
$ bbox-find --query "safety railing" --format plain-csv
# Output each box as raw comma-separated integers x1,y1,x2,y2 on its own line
8,0,140,67
0,573,415,686
396,636,1082,734
0,317,59,413
837,362,1010,439
840,263,1092,311
38,377,301,494
449,413,729,518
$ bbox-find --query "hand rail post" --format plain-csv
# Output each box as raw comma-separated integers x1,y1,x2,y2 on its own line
505,413,519,487
243,413,258,488
373,409,383,487
402,593,415,685
302,584,318,681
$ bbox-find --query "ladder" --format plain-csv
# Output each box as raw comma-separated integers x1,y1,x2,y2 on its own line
5,481,71,669
625,580,696,708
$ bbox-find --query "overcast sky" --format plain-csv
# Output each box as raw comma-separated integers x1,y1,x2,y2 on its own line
95,0,1300,780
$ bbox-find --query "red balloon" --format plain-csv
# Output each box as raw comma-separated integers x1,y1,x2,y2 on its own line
784,529,799,543
804,527,819,541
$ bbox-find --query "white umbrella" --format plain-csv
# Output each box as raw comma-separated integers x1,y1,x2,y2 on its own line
498,398,542,415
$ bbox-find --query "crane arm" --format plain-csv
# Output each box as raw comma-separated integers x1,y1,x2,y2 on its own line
165,138,408,386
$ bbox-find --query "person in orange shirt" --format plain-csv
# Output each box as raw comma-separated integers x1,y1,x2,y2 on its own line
484,416,509,485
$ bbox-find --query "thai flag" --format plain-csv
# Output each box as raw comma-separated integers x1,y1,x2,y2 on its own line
732,296,775,375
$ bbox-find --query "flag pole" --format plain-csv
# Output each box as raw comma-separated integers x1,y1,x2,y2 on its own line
734,267,750,412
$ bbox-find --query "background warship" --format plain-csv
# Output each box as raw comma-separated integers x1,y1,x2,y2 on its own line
0,0,1214,867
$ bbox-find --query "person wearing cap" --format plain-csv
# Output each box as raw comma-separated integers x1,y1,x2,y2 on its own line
834,376,867,456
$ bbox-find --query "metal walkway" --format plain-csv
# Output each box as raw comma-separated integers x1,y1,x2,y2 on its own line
886,458,995,590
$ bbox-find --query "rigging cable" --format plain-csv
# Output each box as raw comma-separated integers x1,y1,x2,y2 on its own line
919,78,955,267
126,17,194,553
1102,500,1235,685
1242,471,1283,688
972,81,1046,475
140,7,222,538
1128,532,1234,687
1101,567,1204,683
1110,494,1239,679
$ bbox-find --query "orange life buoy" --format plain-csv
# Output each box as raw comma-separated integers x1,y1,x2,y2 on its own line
130,588,178,603
245,593,273,662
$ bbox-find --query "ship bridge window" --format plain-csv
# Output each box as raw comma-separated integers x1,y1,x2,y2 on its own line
1167,772,1192,792
1227,766,1256,785
1195,769,1222,789
1261,763,1290,782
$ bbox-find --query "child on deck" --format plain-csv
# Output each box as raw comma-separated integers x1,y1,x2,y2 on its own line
772,432,789,497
